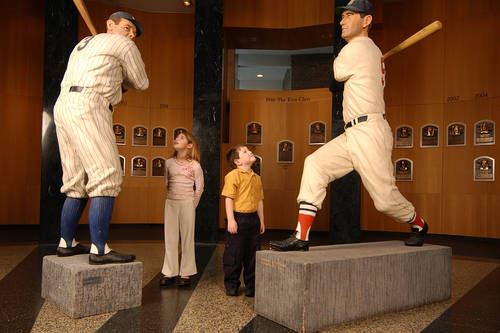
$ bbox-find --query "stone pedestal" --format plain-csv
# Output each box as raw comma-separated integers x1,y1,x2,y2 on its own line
41,254,142,318
255,241,451,333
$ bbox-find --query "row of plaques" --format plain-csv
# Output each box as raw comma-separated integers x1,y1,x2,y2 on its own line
243,120,496,148
395,156,495,182
113,125,187,147
120,156,166,177
395,120,495,148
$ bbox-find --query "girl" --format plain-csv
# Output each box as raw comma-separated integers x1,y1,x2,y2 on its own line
160,129,204,287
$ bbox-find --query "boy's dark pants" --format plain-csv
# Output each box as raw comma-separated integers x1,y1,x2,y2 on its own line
223,212,261,292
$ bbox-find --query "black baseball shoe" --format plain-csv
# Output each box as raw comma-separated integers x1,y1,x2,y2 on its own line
269,234,309,251
56,243,90,257
245,288,255,297
226,287,238,296
405,220,429,246
89,251,136,265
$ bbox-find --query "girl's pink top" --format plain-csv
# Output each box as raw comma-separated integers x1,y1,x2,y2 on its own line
165,158,204,207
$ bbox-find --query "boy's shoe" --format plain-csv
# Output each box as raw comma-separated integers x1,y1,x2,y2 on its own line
56,243,90,257
245,288,255,297
177,277,191,287
269,235,309,251
159,276,176,287
405,221,429,246
89,251,136,265
226,287,238,296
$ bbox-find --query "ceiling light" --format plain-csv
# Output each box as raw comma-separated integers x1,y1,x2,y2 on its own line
256,74,264,78
183,0,192,6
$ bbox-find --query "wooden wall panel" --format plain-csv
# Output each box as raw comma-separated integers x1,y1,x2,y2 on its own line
0,0,44,225
224,0,334,28
221,89,332,231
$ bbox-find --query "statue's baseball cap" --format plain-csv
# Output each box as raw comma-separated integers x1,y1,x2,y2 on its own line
109,11,143,37
337,0,374,16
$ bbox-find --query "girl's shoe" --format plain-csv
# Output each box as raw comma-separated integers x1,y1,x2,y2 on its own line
159,276,176,287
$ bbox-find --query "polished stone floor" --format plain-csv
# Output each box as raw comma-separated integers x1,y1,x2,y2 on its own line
1,226,499,333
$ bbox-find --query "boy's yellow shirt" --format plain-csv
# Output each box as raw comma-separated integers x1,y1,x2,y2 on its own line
222,168,264,213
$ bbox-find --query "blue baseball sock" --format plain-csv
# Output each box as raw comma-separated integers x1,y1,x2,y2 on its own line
60,197,88,248
89,196,115,254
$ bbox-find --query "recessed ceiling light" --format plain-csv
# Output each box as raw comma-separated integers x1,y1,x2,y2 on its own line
256,74,264,78
183,0,192,6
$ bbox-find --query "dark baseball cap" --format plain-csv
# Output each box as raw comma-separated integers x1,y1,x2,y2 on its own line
338,0,374,16
109,11,143,37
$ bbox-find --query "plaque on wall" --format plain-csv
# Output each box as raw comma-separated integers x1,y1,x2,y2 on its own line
474,156,495,181
132,156,147,177
395,158,413,181
113,124,125,145
133,126,148,146
277,140,294,163
309,121,326,145
252,155,262,176
447,122,466,146
474,120,495,145
119,155,125,176
420,124,439,147
173,127,188,142
246,122,262,145
395,125,413,148
152,157,166,177
152,127,167,147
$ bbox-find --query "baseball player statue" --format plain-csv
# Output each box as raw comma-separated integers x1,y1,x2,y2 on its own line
270,0,428,251
54,11,149,264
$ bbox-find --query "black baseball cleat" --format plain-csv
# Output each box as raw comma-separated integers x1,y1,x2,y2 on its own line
245,288,255,297
405,220,429,246
226,287,238,296
56,243,90,257
269,235,309,251
89,251,136,265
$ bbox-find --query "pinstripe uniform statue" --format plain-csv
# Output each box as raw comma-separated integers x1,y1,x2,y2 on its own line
54,11,149,264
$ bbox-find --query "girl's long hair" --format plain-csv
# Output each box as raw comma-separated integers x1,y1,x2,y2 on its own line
172,129,201,163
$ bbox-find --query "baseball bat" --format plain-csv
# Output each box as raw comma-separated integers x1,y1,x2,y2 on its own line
383,20,442,60
72,0,98,36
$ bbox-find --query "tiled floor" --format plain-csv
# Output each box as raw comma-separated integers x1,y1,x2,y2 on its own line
1,227,499,333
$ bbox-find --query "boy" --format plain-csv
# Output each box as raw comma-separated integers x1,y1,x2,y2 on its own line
222,145,265,297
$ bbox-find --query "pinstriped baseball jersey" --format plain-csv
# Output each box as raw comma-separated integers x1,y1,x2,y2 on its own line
54,33,148,198
60,33,148,105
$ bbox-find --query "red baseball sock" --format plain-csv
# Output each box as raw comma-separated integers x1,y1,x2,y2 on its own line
295,202,317,241
409,213,425,231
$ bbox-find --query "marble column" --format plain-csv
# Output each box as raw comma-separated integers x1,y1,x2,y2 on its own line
40,0,78,245
329,0,361,244
193,0,224,243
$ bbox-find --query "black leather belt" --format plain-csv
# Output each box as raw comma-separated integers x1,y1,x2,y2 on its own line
69,86,113,111
344,114,385,129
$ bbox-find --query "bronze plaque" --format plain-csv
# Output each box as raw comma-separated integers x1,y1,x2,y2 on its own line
309,121,326,145
395,125,413,148
152,157,165,177
119,155,125,176
152,127,167,147
474,120,495,145
474,156,495,181
246,122,262,145
252,155,262,176
113,124,125,145
173,127,188,142
447,122,466,146
277,140,294,163
420,124,439,147
133,126,148,146
132,157,147,177
395,158,413,181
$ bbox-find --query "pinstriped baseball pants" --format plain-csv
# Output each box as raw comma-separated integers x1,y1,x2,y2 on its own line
297,114,415,222
54,91,122,198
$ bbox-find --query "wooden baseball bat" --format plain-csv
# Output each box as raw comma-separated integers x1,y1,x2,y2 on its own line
72,0,98,36
383,20,442,60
